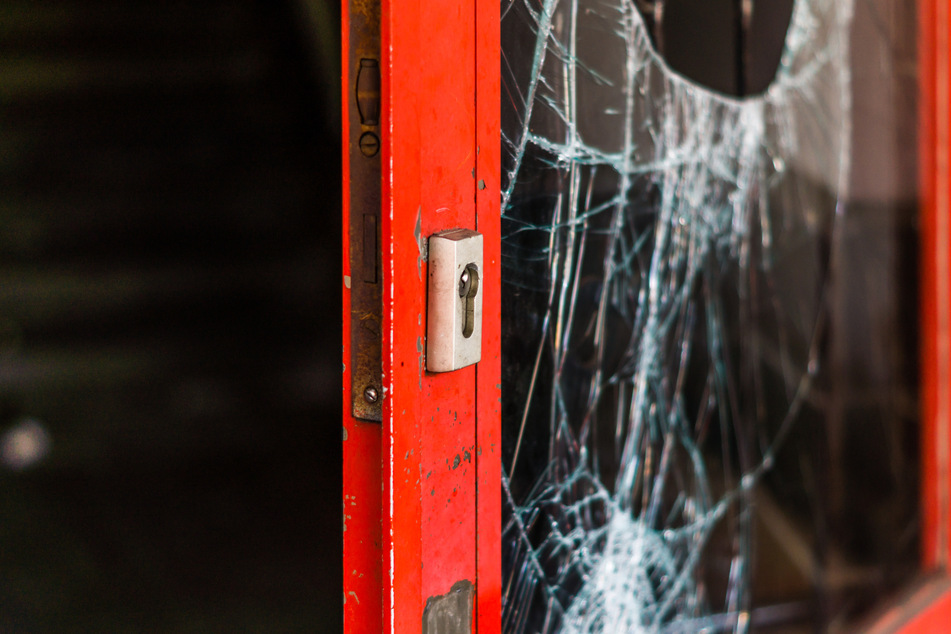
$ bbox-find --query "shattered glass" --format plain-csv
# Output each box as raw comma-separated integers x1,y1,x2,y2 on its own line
500,0,918,631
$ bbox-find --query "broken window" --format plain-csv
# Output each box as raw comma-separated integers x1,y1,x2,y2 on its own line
500,0,919,630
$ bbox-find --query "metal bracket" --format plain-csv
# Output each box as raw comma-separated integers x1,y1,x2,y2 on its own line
348,0,382,422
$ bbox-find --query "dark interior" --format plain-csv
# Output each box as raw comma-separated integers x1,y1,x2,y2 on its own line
0,1,342,630
635,0,795,97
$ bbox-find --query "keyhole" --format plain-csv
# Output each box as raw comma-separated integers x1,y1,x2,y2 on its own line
459,263,479,339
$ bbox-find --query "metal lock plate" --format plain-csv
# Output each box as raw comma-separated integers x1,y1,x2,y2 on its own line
427,229,483,372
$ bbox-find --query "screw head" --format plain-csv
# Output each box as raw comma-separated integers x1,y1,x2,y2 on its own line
359,132,380,157
363,386,379,403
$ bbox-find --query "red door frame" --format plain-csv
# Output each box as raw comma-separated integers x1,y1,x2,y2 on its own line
342,0,501,632
921,0,951,574
868,0,951,629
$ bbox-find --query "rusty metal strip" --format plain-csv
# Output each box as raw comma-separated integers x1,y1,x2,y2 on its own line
348,0,382,422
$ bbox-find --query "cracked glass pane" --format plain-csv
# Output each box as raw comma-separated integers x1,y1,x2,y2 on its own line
500,0,919,631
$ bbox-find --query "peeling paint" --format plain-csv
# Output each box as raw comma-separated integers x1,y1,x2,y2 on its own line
418,336,425,389
415,205,426,280
344,274,352,289
422,580,473,634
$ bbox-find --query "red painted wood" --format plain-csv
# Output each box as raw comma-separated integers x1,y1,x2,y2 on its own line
921,0,951,572
899,591,951,633
475,0,502,629
382,0,476,624
378,0,499,631
341,0,384,630
867,578,951,633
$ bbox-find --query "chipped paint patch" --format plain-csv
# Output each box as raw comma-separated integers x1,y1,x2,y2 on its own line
415,205,427,280
418,336,425,389
422,580,473,634
344,274,352,289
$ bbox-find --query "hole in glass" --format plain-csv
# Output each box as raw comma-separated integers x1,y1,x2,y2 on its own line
635,0,795,97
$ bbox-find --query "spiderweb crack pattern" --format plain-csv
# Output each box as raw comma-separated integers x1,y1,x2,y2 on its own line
500,0,852,631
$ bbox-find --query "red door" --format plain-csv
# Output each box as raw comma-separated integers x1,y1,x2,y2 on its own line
341,0,500,632
341,0,951,631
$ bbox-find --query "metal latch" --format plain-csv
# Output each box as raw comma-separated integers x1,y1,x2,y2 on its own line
348,0,382,422
427,229,483,372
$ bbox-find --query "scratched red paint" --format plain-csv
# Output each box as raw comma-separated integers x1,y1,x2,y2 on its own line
475,0,503,628
378,0,499,631
341,0,384,630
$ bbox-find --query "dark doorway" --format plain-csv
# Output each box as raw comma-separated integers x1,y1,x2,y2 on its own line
0,1,342,630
